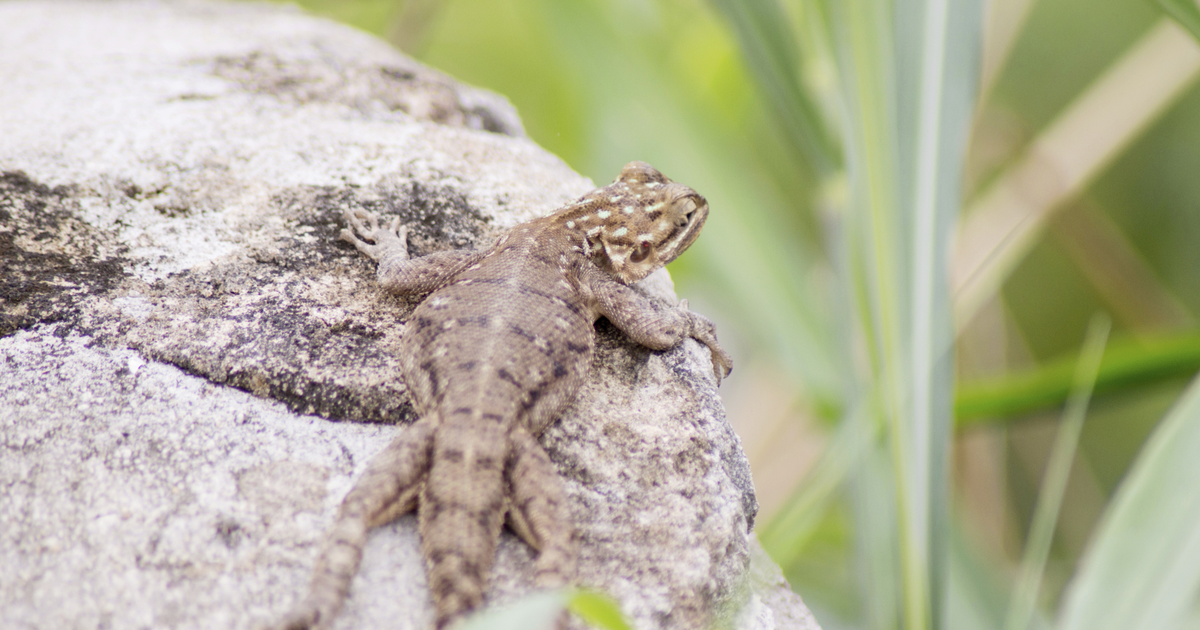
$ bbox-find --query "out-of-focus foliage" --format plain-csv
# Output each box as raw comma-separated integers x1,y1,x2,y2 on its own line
457,588,631,630
1154,0,1200,44
261,0,1200,629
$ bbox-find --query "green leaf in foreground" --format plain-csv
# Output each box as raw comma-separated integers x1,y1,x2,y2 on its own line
457,589,632,630
567,590,631,630
1055,370,1200,630
1156,0,1200,44
457,590,569,630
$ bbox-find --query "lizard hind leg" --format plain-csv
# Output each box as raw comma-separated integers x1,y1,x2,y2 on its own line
271,418,435,630
506,427,577,589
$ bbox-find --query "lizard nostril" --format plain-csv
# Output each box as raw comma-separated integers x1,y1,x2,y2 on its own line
677,197,699,226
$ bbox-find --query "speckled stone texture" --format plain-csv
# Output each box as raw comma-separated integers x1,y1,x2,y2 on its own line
0,2,821,630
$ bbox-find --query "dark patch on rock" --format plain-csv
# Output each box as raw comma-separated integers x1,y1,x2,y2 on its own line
673,436,714,478
112,176,494,424
123,255,418,425
215,519,243,549
153,204,192,219
274,174,489,254
0,171,130,337
0,168,488,426
0,166,493,425
210,51,523,136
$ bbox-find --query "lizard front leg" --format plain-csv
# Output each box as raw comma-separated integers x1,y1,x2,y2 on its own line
340,209,487,296
581,266,733,383
271,418,435,630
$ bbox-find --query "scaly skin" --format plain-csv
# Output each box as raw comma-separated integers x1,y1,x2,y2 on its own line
272,162,731,630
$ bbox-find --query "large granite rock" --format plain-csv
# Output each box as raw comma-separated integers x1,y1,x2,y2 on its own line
0,2,820,630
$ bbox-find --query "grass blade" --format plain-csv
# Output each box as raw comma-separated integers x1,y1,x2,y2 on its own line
707,0,842,174
1156,0,1200,43
901,0,982,625
957,329,1200,424
827,0,981,626
827,1,908,623
855,437,903,630
1055,353,1200,629
952,19,1200,330
1003,315,1110,630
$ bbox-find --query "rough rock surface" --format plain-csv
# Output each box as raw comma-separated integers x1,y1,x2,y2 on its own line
0,2,820,630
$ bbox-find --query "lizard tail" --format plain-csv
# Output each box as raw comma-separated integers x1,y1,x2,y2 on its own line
272,418,434,630
419,421,509,628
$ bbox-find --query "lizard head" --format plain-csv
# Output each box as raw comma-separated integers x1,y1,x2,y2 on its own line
572,161,709,285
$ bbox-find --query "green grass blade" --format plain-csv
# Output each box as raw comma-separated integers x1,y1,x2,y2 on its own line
1156,0,1200,43
900,0,982,626
855,437,903,630
828,0,913,624
827,0,981,625
1056,362,1200,629
707,0,842,174
956,329,1200,424
1003,315,1110,630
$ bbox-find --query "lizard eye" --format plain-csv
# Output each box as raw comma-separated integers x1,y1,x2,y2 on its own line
630,241,652,263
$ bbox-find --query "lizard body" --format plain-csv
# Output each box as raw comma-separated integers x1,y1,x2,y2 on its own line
275,162,731,630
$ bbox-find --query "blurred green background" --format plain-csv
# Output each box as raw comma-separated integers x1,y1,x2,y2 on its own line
260,0,1200,628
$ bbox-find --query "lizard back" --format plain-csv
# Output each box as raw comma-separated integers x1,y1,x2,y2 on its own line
399,219,597,621
273,162,730,630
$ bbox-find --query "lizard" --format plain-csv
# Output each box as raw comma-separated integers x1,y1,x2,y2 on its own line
273,161,732,630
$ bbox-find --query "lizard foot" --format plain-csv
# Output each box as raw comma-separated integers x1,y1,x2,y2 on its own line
339,208,408,263
680,300,733,384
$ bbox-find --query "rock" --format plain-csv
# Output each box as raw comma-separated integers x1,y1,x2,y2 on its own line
0,2,820,629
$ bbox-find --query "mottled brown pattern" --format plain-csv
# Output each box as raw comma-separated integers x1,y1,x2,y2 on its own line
272,162,731,630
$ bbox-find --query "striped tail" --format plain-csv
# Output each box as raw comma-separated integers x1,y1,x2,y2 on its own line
419,419,509,628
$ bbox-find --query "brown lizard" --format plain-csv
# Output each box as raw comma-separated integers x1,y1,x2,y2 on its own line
273,161,732,630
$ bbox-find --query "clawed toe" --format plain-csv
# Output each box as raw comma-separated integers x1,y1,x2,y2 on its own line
712,352,733,384
339,209,410,263
343,208,379,241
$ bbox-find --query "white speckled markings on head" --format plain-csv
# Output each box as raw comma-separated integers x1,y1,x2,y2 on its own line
271,161,731,630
